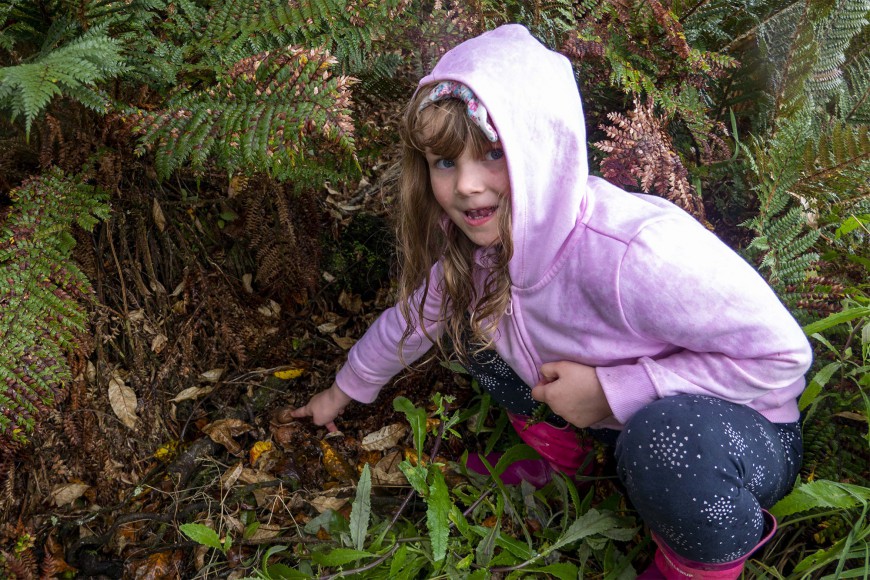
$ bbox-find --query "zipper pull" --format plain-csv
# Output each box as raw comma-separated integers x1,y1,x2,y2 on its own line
505,299,513,316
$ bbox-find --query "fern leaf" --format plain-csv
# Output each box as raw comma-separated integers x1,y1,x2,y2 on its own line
134,46,357,181
0,24,125,137
842,52,870,122
810,0,870,103
0,170,108,451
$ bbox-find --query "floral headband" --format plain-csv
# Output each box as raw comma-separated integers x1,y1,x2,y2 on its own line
418,81,498,142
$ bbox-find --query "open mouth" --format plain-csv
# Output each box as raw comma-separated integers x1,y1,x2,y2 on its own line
465,206,497,221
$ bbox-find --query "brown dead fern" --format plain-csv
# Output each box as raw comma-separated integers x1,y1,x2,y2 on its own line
595,97,705,220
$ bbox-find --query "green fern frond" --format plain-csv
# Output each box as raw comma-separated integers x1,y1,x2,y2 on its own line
841,53,870,122
0,23,125,137
793,120,870,205
203,0,411,72
0,169,108,450
133,46,358,181
809,0,870,103
758,2,819,121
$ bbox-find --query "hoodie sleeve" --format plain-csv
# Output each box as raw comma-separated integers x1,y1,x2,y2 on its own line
335,263,447,403
596,217,812,425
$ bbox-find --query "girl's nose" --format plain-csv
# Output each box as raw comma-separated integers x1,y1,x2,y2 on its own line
456,163,485,195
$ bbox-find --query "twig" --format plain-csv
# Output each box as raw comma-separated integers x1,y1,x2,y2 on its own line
318,543,401,580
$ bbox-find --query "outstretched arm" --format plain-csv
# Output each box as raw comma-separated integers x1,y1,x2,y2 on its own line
289,382,352,432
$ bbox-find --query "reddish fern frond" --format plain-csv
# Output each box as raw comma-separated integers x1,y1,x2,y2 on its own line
560,35,606,60
645,0,690,60
595,98,705,220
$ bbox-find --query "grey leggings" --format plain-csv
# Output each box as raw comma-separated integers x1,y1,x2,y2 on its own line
613,395,802,563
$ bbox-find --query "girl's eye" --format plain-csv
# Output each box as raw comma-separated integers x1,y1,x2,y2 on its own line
434,158,455,169
485,148,505,161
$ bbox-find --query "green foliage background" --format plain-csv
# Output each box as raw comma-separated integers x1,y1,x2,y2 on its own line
1,0,868,578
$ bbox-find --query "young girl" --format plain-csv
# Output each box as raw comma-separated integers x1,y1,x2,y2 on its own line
291,24,811,579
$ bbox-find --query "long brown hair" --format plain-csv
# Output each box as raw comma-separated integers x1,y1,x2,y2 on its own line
396,83,513,363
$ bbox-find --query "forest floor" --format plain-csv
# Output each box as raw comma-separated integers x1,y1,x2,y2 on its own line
1,113,630,578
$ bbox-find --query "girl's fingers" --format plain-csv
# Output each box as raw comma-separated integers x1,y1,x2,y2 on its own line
538,361,562,382
530,383,548,402
325,421,338,433
289,406,309,418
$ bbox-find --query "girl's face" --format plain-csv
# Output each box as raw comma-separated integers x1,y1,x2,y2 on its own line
424,143,510,247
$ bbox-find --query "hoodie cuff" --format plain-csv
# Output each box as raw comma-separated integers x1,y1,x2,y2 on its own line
596,361,659,424
335,362,383,404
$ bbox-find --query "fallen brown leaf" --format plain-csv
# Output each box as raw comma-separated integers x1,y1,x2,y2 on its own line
331,334,356,350
152,198,167,233
108,373,138,430
372,451,407,486
130,550,183,580
202,419,252,456
50,482,91,507
310,495,348,514
361,423,407,451
221,462,245,490
170,386,214,403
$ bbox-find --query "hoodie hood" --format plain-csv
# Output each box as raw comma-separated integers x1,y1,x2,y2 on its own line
419,24,589,289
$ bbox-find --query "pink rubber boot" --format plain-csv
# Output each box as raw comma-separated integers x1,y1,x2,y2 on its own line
507,413,593,477
465,413,592,487
637,510,778,579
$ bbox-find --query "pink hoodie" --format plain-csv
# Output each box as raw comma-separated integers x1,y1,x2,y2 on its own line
335,25,811,428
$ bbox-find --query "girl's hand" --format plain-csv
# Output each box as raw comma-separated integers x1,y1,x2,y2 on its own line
289,382,352,432
531,361,613,428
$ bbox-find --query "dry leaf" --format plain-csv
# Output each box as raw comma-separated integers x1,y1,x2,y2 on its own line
152,198,166,232
242,273,254,294
249,441,273,466
320,439,356,483
482,515,498,528
249,523,282,540
108,374,138,429
257,300,281,318
128,309,145,323
222,514,245,534
361,423,407,451
221,462,245,490
228,175,247,198
372,451,407,486
130,550,183,580
834,411,866,422
358,449,382,468
193,544,208,572
273,368,304,380
202,419,252,456
253,487,284,510
317,322,337,334
43,534,77,576
404,448,429,467
200,368,225,383
338,291,363,313
238,468,276,485
51,482,91,507
151,334,168,354
331,334,356,350
309,495,348,514
170,386,214,403
169,280,185,297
